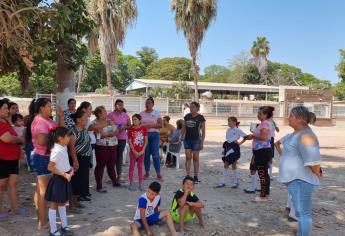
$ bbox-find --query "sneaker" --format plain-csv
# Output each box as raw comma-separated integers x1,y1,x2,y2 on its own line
113,182,122,187
243,189,255,194
214,183,226,188
288,216,298,222
96,188,107,193
128,184,136,191
138,185,145,191
143,173,150,180
78,196,91,201
50,230,61,236
193,176,200,184
157,174,164,182
231,183,239,189
61,226,74,236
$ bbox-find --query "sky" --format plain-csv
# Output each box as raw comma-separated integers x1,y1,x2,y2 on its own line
119,0,345,84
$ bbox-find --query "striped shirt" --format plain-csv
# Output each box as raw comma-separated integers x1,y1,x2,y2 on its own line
71,126,92,157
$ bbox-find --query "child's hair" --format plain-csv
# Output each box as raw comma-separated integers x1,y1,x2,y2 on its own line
8,102,18,110
228,116,240,127
132,113,142,121
148,181,161,193
70,109,85,123
68,98,76,105
190,101,200,110
46,127,71,155
183,176,195,185
93,106,105,118
258,106,275,119
146,97,155,105
163,115,170,122
176,119,184,129
77,101,91,112
115,99,124,105
11,113,23,124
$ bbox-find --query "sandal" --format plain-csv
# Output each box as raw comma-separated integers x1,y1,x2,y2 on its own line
61,226,74,236
49,230,61,236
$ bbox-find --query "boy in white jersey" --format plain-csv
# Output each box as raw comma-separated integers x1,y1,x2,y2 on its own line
130,181,179,236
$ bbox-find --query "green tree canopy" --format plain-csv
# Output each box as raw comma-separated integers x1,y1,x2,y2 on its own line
200,65,231,83
144,57,192,81
136,47,158,67
336,49,345,83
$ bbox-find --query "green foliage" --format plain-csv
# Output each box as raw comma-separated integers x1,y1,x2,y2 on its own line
200,65,231,82
136,47,158,67
148,81,192,99
0,73,21,96
333,82,345,100
336,49,345,82
144,57,192,81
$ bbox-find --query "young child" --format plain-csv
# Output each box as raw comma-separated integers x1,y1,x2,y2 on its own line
45,127,74,236
12,113,25,139
215,116,248,189
128,114,148,191
130,181,179,236
171,176,205,234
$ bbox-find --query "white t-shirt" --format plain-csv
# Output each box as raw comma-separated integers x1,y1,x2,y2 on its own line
269,119,278,138
87,119,96,145
183,108,191,117
226,127,247,143
133,193,161,220
50,143,71,173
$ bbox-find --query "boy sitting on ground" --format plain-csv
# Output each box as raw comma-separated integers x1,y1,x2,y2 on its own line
130,181,179,236
171,176,205,233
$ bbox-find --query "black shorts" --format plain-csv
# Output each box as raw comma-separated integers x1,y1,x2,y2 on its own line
250,148,271,170
0,159,19,179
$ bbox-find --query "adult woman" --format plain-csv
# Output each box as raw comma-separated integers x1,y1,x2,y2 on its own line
26,98,66,229
0,99,25,220
63,98,77,129
246,106,273,202
91,106,119,192
181,102,206,183
140,97,163,181
69,110,92,201
159,116,175,158
107,99,131,181
278,106,321,236
8,102,19,124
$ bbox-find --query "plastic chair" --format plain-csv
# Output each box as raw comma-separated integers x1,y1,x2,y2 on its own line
165,144,181,169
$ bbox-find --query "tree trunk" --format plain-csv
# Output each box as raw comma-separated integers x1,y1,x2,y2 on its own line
106,67,113,95
191,56,199,102
56,57,75,110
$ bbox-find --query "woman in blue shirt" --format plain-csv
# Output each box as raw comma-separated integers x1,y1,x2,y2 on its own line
278,106,321,236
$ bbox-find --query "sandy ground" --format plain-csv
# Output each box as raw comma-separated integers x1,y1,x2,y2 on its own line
0,125,345,236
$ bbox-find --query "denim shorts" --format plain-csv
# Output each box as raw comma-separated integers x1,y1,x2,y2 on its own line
32,153,51,176
183,139,201,151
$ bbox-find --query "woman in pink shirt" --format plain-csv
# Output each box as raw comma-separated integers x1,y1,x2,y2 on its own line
140,97,163,181
26,98,65,229
107,99,131,181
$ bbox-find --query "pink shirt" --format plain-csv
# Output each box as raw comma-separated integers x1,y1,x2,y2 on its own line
31,115,57,156
252,120,272,150
140,109,161,133
107,111,129,140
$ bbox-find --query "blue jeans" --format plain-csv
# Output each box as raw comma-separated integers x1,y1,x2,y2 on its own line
145,132,160,175
24,142,34,170
288,179,315,236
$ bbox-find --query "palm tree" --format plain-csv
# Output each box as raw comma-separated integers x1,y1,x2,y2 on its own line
88,0,137,95
171,0,217,101
250,36,270,84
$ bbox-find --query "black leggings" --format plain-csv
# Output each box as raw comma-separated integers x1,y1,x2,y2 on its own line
71,155,91,197
253,148,272,197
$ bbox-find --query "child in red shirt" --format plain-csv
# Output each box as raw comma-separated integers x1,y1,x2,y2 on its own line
128,114,148,191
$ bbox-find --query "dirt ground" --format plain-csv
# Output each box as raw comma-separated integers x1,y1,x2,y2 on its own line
0,125,344,236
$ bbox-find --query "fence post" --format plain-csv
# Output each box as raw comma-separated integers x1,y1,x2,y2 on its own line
215,101,218,117
239,102,242,117
166,97,169,115
139,97,142,113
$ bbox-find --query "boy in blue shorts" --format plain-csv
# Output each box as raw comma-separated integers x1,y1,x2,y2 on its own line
130,181,179,236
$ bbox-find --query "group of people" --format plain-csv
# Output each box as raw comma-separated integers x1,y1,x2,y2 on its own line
0,95,321,236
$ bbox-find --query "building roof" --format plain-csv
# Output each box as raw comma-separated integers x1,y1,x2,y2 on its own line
126,79,309,93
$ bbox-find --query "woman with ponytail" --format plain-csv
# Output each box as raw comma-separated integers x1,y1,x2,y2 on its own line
278,106,321,236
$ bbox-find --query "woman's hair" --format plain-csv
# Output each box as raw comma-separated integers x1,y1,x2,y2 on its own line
176,119,184,129
290,106,316,125
228,116,240,127
258,106,275,119
0,99,8,109
146,97,154,105
12,113,23,124
46,127,70,155
190,101,200,110
184,103,190,108
132,114,142,121
25,98,51,144
67,98,76,105
77,101,91,112
70,109,85,123
163,115,170,122
8,102,18,110
115,99,124,105
93,106,105,118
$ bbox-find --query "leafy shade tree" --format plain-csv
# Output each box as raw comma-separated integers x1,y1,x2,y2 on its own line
148,81,192,99
251,37,270,84
136,47,158,67
200,65,231,83
171,0,217,101
144,57,192,81
333,82,345,100
336,49,345,82
228,51,261,84
88,0,137,94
